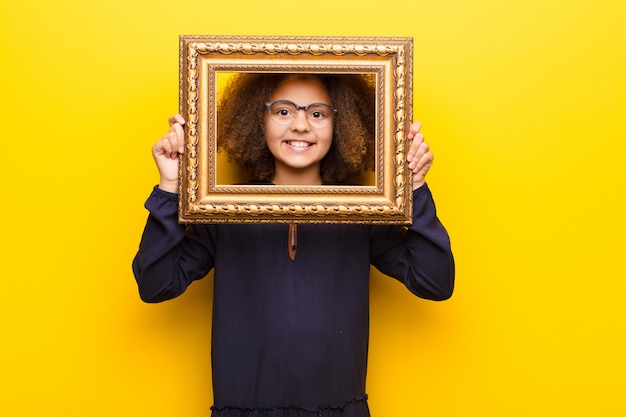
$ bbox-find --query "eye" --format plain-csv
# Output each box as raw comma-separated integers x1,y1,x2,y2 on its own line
270,102,296,118
307,104,330,120
309,110,326,120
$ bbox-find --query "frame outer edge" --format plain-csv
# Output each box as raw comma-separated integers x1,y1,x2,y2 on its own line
177,35,414,225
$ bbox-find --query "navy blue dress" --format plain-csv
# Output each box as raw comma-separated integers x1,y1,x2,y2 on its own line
132,184,454,417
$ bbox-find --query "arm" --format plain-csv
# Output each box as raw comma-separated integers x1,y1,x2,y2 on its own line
131,115,216,303
370,185,455,301
370,122,454,300
132,188,217,303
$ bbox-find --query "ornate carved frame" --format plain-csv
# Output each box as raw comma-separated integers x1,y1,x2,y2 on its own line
179,35,413,224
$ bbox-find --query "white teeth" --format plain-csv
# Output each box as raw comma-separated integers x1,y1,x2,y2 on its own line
287,141,312,148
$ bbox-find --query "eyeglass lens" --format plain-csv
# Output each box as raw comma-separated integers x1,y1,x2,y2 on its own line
268,100,334,127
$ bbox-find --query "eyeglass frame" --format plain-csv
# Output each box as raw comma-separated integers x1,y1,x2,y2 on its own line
264,99,338,128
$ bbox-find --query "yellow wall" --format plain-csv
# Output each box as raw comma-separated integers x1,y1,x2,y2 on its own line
2,1,625,416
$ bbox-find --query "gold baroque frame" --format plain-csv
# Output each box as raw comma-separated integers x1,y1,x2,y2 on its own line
179,35,413,224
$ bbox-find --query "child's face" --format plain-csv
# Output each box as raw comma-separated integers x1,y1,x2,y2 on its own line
265,76,334,184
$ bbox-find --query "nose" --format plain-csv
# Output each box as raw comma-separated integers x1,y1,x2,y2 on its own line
290,109,310,131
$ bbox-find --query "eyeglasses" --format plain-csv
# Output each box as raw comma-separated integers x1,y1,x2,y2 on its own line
265,100,337,128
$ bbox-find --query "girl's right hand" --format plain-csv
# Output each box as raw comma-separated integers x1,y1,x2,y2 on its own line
152,114,186,193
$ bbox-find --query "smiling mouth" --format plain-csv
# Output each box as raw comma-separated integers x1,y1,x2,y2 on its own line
285,140,314,148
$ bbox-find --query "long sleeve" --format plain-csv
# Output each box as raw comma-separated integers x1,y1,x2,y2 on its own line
131,186,217,303
370,184,455,301
130,183,454,414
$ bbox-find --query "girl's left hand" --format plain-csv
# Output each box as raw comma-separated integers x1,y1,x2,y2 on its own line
406,121,434,190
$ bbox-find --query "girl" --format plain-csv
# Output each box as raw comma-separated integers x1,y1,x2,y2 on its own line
133,73,454,417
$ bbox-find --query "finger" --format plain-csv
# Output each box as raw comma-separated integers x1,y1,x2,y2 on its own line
167,130,185,158
161,122,185,154
407,133,425,165
411,153,433,188
157,132,181,160
407,121,422,140
162,135,178,159
409,143,432,172
168,114,186,127
171,123,185,153
411,148,434,174
153,137,170,159
412,158,432,190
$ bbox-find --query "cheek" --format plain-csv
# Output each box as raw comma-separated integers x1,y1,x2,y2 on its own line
322,128,334,147
263,121,278,143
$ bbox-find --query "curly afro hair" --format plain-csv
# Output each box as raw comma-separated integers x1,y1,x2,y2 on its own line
217,73,376,184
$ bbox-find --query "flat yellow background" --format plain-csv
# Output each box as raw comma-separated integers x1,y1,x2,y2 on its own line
1,1,624,416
